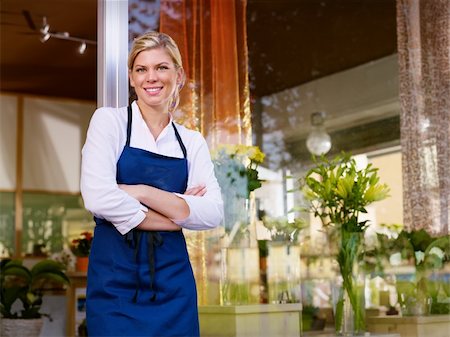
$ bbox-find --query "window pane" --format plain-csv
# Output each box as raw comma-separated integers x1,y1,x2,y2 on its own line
0,191,15,257
22,192,94,257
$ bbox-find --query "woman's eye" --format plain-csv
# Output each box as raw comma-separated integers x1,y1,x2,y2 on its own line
157,66,169,71
136,68,145,73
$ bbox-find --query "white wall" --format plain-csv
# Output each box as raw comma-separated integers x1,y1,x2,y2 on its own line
1,94,95,193
22,97,94,192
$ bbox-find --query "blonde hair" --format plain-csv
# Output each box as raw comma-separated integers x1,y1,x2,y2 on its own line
128,31,185,112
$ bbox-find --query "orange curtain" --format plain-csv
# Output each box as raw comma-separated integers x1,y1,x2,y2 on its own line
160,0,251,306
160,0,251,148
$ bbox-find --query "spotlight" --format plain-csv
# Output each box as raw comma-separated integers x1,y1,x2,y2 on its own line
78,41,87,54
40,16,49,34
40,33,51,43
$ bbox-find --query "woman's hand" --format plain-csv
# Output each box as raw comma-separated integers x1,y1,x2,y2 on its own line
184,184,207,196
137,209,182,231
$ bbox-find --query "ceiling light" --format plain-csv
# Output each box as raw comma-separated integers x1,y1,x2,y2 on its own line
306,111,332,155
40,16,49,34
35,15,96,54
40,24,50,34
40,33,51,43
78,41,87,54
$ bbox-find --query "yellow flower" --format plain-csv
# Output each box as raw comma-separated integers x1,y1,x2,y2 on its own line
247,146,265,163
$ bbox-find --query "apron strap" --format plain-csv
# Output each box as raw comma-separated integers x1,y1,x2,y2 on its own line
126,106,133,147
172,123,187,159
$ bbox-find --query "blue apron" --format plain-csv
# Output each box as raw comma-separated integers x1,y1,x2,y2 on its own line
86,106,199,337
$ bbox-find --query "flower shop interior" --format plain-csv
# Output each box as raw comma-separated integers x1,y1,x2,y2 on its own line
1,1,449,337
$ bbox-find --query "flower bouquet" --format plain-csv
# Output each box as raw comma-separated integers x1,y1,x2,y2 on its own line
300,153,390,335
213,144,265,235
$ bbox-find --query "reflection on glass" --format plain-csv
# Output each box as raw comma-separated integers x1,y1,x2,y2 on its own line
306,112,331,155
22,193,94,257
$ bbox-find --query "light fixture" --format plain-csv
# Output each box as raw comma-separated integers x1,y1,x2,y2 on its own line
306,111,332,155
78,41,87,54
40,16,49,34
37,16,96,54
40,32,51,43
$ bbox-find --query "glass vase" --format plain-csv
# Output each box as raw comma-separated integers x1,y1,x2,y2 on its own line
332,230,366,336
220,230,259,305
267,241,301,304
219,197,259,305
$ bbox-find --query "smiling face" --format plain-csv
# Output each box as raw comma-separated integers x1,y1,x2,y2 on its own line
129,47,183,113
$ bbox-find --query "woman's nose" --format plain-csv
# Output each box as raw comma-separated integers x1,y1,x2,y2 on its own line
146,69,157,82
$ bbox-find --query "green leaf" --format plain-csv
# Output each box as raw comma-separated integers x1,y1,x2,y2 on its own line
32,271,70,288
31,259,65,276
1,286,23,308
2,266,32,284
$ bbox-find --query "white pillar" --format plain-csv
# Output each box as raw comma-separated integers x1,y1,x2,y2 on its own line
97,0,129,108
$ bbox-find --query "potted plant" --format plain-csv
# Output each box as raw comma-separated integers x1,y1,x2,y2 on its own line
387,229,449,315
300,153,390,335
70,231,93,272
0,258,70,337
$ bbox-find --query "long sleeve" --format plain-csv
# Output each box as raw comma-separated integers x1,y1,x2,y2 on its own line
174,132,224,230
80,107,146,235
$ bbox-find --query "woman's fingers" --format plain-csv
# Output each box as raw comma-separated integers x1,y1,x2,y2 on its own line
185,185,207,196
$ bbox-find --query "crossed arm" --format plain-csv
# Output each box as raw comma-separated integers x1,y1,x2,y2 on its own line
119,184,207,231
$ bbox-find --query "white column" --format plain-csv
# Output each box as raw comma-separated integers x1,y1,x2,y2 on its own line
97,0,129,108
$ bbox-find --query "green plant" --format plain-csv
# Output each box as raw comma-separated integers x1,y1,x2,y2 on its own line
263,216,307,243
0,259,70,319
300,153,390,334
391,229,449,315
301,304,320,331
70,231,93,257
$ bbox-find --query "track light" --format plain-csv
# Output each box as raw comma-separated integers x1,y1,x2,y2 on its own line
78,41,87,54
39,16,51,42
37,15,96,54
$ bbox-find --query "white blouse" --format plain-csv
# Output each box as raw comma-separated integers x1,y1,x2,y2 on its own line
80,101,224,235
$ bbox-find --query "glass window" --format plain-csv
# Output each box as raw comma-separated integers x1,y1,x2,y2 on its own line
0,192,15,257
22,192,94,257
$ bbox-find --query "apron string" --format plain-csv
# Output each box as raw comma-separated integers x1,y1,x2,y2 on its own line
147,232,163,301
125,230,164,302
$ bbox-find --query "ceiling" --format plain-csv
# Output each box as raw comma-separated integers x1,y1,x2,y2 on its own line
0,0,397,101
0,0,97,101
247,0,397,97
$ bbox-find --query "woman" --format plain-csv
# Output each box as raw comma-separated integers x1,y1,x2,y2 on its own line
80,31,223,336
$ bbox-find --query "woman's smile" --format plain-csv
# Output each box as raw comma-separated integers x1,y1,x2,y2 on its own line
144,86,164,95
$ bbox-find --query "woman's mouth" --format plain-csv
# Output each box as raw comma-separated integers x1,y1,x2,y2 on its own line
145,87,163,95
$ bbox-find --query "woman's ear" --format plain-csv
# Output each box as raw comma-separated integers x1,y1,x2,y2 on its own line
176,68,185,90
128,69,135,88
